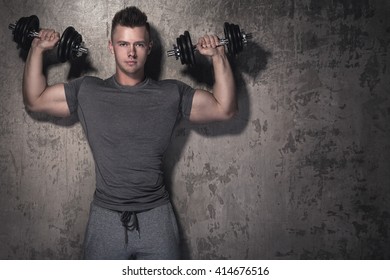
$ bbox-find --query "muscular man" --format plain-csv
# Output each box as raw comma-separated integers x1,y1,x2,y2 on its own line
23,6,236,259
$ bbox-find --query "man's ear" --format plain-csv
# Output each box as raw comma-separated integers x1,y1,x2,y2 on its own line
148,40,153,55
108,40,114,54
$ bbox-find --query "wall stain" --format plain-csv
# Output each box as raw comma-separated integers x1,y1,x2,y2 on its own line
359,54,380,93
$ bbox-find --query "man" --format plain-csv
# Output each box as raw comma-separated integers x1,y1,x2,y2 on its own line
23,6,236,259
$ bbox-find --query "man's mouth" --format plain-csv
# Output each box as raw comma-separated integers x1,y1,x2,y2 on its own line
125,60,137,66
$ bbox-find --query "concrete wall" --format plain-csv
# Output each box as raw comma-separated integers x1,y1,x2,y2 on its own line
1,0,389,259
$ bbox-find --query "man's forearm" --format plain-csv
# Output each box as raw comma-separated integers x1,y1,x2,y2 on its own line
22,48,47,109
212,53,237,118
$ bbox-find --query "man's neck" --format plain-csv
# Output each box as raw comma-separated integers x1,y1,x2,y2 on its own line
115,71,145,87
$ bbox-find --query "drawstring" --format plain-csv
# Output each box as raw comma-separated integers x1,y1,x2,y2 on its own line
120,211,140,243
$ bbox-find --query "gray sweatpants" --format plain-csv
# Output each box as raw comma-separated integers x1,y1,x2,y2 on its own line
83,202,180,260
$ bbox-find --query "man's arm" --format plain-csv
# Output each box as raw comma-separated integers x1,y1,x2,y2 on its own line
23,29,70,117
189,35,237,123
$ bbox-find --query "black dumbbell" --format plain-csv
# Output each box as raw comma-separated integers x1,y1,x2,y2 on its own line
167,22,252,65
9,15,88,62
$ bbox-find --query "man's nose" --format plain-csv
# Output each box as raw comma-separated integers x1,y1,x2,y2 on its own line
128,44,136,57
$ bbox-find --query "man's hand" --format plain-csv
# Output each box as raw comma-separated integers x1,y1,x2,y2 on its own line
196,34,226,58
31,29,60,52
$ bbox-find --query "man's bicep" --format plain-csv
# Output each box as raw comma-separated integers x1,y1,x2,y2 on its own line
37,83,71,117
189,89,221,123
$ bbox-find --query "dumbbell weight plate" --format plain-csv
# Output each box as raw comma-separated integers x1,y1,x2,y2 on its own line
231,23,239,55
183,31,195,65
181,33,190,65
229,23,238,55
176,31,196,65
70,32,82,60
231,24,241,54
177,34,186,64
224,22,246,56
57,26,70,62
58,26,80,62
234,24,243,53
20,17,31,49
13,15,39,50
13,17,26,45
23,16,39,50
64,29,78,61
13,17,24,45
13,18,22,45
224,22,233,55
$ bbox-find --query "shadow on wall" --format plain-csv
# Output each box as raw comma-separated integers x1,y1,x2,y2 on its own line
145,24,164,81
163,40,271,259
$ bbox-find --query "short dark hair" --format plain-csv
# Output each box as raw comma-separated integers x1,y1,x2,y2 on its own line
111,6,151,39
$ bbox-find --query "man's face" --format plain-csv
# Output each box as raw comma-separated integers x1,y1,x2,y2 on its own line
109,25,152,78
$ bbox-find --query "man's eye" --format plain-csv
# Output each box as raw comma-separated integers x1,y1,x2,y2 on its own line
119,43,128,47
135,43,145,48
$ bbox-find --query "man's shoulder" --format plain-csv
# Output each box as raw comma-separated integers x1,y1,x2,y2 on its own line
83,75,106,84
150,78,193,90
155,79,183,85
68,75,104,86
74,76,115,92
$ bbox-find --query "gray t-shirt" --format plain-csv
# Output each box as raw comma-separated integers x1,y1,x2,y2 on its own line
64,76,195,211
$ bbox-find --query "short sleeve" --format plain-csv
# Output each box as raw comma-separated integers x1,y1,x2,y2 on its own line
176,81,195,119
64,77,86,114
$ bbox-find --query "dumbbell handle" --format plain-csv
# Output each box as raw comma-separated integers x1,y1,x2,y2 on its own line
166,32,252,57
8,23,88,55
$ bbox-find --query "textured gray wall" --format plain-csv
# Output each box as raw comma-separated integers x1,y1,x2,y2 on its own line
1,0,389,259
